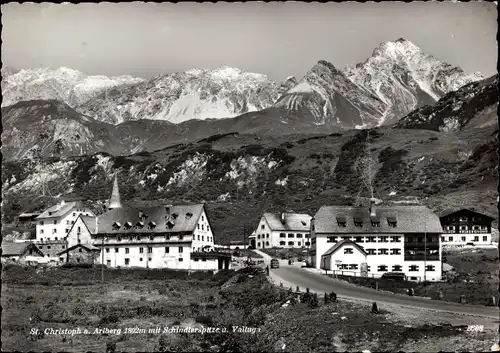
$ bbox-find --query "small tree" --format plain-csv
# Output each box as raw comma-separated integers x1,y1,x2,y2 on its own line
309,293,319,308
371,302,379,314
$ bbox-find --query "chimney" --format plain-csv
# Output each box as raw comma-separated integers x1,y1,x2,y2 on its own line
165,204,172,215
108,174,122,210
369,198,377,217
280,212,286,224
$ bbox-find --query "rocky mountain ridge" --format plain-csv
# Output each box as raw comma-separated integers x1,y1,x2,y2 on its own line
1,66,145,108
2,39,485,128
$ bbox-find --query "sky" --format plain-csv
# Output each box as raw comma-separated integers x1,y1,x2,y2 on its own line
1,2,497,82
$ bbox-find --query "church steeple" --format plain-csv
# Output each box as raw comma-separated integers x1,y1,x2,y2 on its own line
108,174,122,210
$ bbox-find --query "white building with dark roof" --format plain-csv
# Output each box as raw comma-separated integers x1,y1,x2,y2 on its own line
253,212,312,249
35,200,95,243
311,201,443,281
65,178,230,270
438,208,495,246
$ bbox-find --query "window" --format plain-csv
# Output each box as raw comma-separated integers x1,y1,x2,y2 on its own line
165,235,170,240
197,235,200,240
73,213,76,217
367,249,376,255
194,259,199,262
266,234,269,238
266,241,269,246
106,248,110,253
288,233,294,238
327,236,337,243
371,221,380,227
149,235,154,241
280,233,286,238
473,236,479,241
377,265,388,272
55,237,58,241
390,236,401,242
459,216,468,222
202,216,204,221
390,249,401,255
409,265,419,272
40,221,44,225
201,236,204,241
447,226,455,231
378,249,388,255
53,229,57,234
148,258,152,262
305,242,310,246
202,225,204,231
140,258,143,262
117,236,121,242
460,236,466,241
288,241,294,246
366,236,376,243
40,230,44,234
348,264,358,270
448,236,453,241
305,234,310,238
202,259,206,262
379,236,388,243
354,221,363,227
179,258,184,262
280,241,286,245
387,218,397,227
392,265,402,271
47,246,51,249
165,247,169,253
179,247,183,253
257,243,261,247
441,236,445,242
337,221,346,228
483,236,488,242
125,258,130,265
107,260,111,266
344,248,354,254
77,258,80,263
355,236,363,242
54,220,58,225
125,248,129,254
425,265,435,271
311,238,316,245
257,234,261,239
115,248,119,253
148,247,152,253
261,225,265,230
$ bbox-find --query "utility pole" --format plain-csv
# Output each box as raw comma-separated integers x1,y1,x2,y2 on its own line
424,223,427,282
101,235,104,283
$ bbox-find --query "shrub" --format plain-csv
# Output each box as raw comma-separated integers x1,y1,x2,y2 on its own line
195,315,213,326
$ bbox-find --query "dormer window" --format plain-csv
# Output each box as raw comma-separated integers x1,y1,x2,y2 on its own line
136,221,144,229
353,217,363,228
387,217,397,227
179,235,184,240
148,221,156,229
112,222,121,230
301,221,307,226
186,212,193,219
124,222,132,229
166,221,175,229
371,221,380,227
165,234,171,240
336,217,346,228
172,213,179,219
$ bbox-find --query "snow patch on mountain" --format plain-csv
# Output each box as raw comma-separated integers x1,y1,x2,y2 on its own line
1,67,145,108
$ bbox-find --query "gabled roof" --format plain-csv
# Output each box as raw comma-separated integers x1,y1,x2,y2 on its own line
57,243,100,255
36,201,88,219
263,213,312,232
1,241,44,257
314,205,443,234
321,240,367,257
94,204,205,234
438,208,496,220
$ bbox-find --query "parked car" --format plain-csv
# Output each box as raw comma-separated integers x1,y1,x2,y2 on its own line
466,242,475,246
270,258,280,269
381,272,407,281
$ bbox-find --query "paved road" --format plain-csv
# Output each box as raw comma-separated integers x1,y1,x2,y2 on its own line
252,249,499,319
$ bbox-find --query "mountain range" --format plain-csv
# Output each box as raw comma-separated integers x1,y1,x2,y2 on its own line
2,39,484,129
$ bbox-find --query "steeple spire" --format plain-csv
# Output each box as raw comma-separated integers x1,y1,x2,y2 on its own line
108,174,122,210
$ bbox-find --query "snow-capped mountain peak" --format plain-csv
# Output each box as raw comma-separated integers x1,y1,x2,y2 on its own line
1,67,145,108
344,38,484,125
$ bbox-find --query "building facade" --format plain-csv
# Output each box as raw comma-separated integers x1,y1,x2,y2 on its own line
439,209,495,246
254,212,312,249
35,200,95,243
311,202,443,281
1,241,45,263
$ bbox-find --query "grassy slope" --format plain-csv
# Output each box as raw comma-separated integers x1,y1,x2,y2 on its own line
1,266,495,352
2,126,497,243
